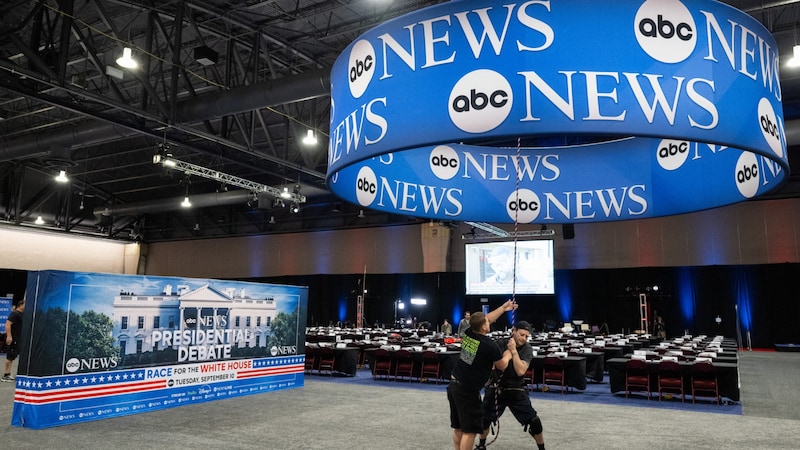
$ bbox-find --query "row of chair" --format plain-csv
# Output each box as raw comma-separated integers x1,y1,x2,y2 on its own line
304,346,337,376
625,359,720,404
371,349,442,383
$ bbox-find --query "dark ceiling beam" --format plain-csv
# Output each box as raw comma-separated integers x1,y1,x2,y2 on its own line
185,0,317,66
0,59,329,179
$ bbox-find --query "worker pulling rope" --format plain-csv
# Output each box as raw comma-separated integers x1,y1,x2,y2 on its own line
482,138,523,448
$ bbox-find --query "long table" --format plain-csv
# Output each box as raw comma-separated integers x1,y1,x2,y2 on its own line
529,356,587,391
306,347,360,376
606,357,740,402
363,348,461,381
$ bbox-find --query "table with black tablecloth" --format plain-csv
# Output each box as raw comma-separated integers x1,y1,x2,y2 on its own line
529,355,587,391
363,348,461,381
606,357,739,402
306,346,360,376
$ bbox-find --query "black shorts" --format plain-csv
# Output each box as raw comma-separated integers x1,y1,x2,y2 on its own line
5,342,19,361
482,387,538,428
447,380,484,434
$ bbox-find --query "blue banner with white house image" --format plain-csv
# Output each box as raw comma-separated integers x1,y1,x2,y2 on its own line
11,270,308,429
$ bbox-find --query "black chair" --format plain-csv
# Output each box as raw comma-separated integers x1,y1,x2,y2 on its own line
691,361,720,404
372,348,392,380
542,356,565,393
420,350,441,384
657,360,684,402
316,346,336,376
625,359,651,400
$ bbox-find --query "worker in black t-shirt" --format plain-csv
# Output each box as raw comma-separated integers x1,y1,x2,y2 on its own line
476,320,546,450
447,300,517,450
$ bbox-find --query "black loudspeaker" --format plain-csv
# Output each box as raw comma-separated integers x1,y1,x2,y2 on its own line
563,224,575,239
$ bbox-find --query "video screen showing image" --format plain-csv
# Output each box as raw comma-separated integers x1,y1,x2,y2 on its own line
465,240,554,295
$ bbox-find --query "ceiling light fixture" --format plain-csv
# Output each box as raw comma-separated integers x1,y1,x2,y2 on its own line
35,215,45,225
55,169,69,183
116,47,138,69
788,45,800,67
280,186,291,199
194,45,218,66
181,196,192,208
302,129,317,145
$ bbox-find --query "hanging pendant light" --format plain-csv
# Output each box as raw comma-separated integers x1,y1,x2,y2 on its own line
116,47,138,69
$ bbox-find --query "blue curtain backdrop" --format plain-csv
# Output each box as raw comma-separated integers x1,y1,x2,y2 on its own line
4,264,800,348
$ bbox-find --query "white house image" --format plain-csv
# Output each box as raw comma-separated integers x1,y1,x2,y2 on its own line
113,283,278,358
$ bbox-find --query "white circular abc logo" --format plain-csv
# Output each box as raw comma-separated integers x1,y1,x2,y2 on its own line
355,166,378,206
634,0,696,63
348,40,375,99
506,189,541,223
270,346,278,357
449,69,513,134
430,145,460,180
735,152,759,198
656,139,690,171
66,357,80,373
757,97,784,158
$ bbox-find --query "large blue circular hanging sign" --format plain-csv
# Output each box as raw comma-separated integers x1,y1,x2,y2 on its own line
326,0,788,223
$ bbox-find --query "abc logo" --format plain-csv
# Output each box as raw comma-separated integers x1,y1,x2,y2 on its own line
66,357,80,373
757,97,784,158
656,139,689,171
506,189,541,223
449,69,513,134
270,346,278,357
429,145,459,180
355,166,378,206
348,40,375,99
735,152,759,198
184,316,197,328
634,0,696,63
451,89,508,112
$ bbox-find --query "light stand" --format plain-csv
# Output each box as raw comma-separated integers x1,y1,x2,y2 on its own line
393,300,404,327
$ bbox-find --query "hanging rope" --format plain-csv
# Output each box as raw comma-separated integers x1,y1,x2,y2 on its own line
486,138,524,448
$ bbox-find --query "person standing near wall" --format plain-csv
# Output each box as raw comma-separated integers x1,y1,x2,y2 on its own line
3,297,25,382
654,316,666,340
457,311,471,337
442,319,453,336
447,300,517,450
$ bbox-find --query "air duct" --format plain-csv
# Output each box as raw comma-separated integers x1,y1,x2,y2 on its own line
175,69,330,122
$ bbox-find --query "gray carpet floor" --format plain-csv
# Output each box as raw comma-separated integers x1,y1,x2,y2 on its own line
1,351,798,449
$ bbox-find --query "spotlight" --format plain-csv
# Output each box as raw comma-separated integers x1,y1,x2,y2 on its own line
55,169,69,183
116,47,138,69
302,129,317,145
35,215,45,225
788,45,800,67
291,203,300,213
280,186,291,199
181,196,192,208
